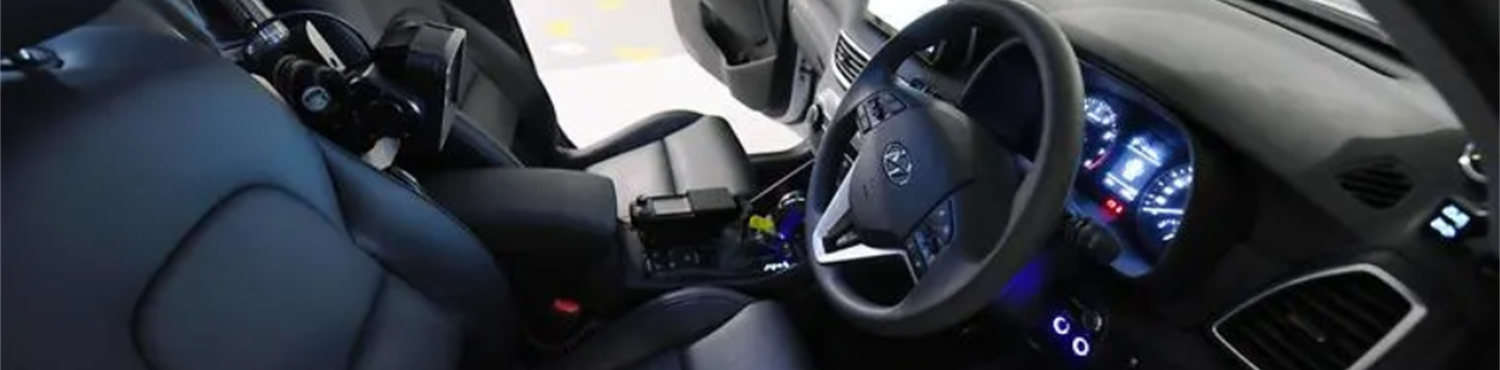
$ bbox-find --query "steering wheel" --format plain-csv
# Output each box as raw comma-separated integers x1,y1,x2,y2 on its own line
806,0,1083,336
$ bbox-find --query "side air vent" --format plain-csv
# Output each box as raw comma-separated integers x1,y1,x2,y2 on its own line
1336,160,1414,209
832,32,869,88
1213,264,1426,370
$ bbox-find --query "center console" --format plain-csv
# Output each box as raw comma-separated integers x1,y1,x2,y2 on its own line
420,162,813,344
624,182,806,290
628,161,813,289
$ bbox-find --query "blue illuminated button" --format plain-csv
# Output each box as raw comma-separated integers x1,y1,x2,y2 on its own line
1052,315,1072,335
1430,218,1458,239
1071,337,1091,357
1430,202,1481,241
1442,205,1472,229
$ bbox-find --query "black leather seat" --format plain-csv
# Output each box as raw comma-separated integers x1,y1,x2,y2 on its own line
260,0,756,214
0,2,809,369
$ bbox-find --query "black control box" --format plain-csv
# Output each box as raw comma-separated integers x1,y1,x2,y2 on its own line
631,188,741,246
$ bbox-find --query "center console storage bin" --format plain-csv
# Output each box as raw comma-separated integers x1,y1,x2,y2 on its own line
423,168,627,318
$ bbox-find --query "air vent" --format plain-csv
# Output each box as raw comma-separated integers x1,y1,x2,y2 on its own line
1336,160,1414,209
1213,265,1426,370
832,32,869,88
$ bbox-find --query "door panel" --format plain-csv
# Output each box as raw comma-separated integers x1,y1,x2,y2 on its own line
788,0,841,68
671,0,798,116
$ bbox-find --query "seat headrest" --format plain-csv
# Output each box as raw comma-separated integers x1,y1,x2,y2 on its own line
3,0,120,52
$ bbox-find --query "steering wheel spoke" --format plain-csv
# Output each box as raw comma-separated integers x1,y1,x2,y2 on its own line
812,167,916,270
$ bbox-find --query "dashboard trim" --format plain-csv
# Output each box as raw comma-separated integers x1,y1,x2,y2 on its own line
1209,263,1428,370
832,30,872,89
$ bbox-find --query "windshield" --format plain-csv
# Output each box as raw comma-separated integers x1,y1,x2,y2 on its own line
1262,0,1389,42
1301,0,1376,23
866,0,946,33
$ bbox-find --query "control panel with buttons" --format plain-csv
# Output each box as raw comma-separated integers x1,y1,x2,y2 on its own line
856,91,908,131
905,199,955,277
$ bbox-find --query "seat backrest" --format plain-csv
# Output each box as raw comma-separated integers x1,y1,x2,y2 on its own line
264,0,569,167
1,14,519,370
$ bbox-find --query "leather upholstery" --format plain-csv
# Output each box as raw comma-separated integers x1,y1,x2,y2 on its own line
423,168,619,256
2,26,517,369
543,288,812,370
263,0,756,206
92,0,217,48
2,0,117,50
3,19,807,370
422,169,627,321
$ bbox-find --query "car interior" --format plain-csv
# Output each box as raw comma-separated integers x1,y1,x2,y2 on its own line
3,0,1495,369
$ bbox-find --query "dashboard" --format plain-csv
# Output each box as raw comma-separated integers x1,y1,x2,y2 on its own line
956,43,1216,279
808,0,1494,369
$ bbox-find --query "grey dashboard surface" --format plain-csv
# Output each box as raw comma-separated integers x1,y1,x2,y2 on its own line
822,0,1469,233
1024,0,1467,233
1028,0,1461,170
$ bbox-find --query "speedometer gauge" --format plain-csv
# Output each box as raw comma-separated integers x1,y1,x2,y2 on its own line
1136,165,1192,253
1081,96,1120,170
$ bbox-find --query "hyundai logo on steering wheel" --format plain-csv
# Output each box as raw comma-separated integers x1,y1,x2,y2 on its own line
882,142,914,186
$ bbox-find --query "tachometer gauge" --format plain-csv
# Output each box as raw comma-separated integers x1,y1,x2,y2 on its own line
1081,96,1120,170
1137,165,1192,253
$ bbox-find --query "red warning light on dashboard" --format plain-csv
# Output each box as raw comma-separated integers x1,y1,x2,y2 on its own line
1102,198,1125,217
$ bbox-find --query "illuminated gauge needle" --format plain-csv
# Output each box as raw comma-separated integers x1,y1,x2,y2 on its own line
1140,207,1184,216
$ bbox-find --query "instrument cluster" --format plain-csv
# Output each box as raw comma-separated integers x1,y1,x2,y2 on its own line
1069,64,1198,264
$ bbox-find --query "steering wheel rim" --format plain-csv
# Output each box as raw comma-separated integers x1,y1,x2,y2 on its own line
805,0,1084,336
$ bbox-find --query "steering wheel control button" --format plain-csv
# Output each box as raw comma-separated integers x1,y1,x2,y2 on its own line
905,236,935,276
857,91,908,130
925,200,955,245
875,92,907,118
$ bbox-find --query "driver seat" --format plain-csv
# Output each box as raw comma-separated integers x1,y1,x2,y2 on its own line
0,2,809,369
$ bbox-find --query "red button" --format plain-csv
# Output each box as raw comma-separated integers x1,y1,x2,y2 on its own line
552,298,581,315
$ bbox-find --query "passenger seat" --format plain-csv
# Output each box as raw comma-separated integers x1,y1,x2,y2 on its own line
262,0,757,214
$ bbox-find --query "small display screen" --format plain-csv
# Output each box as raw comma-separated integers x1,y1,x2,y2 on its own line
1101,135,1167,202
